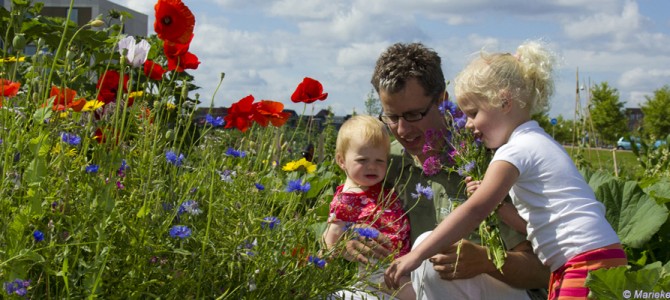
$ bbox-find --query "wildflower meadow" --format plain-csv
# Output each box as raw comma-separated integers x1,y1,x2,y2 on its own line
2,0,670,298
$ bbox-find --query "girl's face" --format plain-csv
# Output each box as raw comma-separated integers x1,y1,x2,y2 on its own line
461,97,511,149
337,137,388,188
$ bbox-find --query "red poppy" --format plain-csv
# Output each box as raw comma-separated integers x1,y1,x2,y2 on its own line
1,79,20,97
166,50,200,72
1,79,20,108
96,70,129,104
253,100,290,127
154,0,195,45
49,86,86,112
143,60,166,80
291,77,328,104
224,95,257,132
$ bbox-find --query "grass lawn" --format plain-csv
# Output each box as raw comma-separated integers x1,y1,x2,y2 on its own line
565,146,641,179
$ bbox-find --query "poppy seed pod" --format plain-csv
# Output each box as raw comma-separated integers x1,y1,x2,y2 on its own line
12,34,26,51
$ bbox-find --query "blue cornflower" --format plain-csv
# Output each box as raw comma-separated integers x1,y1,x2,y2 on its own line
178,200,202,216
454,114,467,129
254,183,265,191
85,164,99,173
261,216,280,230
354,227,380,239
33,230,44,242
225,147,246,158
411,183,434,200
117,159,129,177
286,179,310,193
239,239,257,256
307,255,326,268
60,132,81,146
457,161,476,176
166,150,185,166
169,225,192,239
438,100,459,117
205,114,225,127
3,279,30,296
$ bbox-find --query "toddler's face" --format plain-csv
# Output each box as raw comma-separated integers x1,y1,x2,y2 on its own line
338,138,388,188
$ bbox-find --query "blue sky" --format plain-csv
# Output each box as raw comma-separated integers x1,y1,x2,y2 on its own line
112,0,670,118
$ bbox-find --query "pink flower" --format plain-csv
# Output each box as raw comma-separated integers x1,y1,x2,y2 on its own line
422,156,442,176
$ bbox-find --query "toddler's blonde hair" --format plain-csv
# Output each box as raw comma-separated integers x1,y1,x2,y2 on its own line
335,115,390,159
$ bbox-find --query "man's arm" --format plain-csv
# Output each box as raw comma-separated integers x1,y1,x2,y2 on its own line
431,239,549,289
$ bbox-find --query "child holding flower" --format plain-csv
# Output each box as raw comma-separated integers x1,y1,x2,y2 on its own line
322,115,414,300
384,40,626,300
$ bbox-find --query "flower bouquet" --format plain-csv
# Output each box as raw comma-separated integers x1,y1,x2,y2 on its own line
423,97,507,273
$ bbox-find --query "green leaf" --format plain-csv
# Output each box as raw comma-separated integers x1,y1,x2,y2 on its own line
596,179,669,248
585,170,615,193
643,178,670,204
136,204,149,218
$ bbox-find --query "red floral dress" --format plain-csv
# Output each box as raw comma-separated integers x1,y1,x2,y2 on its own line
328,183,411,258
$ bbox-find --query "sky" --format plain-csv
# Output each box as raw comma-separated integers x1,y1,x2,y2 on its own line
110,0,670,118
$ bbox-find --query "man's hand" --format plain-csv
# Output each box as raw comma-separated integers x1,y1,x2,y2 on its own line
430,239,494,280
342,229,393,264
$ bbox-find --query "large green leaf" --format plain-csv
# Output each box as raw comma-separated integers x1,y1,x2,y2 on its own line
596,179,669,248
585,170,616,193
586,264,670,299
643,178,670,204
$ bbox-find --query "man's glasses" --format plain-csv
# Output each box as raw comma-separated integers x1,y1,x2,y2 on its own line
378,100,436,125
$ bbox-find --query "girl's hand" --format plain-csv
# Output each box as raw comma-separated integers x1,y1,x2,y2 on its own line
384,253,422,289
464,176,482,196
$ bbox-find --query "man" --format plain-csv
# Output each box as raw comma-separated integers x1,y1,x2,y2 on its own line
339,43,549,299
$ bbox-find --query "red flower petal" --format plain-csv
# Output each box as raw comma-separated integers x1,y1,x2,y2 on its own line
253,100,290,127
96,70,128,104
224,95,256,132
291,77,328,104
50,86,78,110
143,60,166,81
1,79,20,98
154,0,195,44
167,51,200,72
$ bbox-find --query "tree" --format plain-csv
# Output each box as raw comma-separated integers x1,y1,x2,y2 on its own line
587,82,627,145
641,85,670,138
364,89,381,116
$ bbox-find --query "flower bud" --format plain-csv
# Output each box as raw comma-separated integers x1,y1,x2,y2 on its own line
89,19,105,27
12,34,26,51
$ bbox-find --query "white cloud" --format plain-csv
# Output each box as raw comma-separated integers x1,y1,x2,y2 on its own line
618,68,670,90
562,1,642,41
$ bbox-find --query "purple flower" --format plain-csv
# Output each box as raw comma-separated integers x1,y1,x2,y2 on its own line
169,225,192,239
85,164,99,173
261,216,280,230
438,100,459,117
457,161,476,176
454,114,467,129
354,227,380,239
117,159,129,177
286,179,310,193
60,132,81,145
239,239,257,256
307,256,326,268
411,183,433,200
225,147,246,158
3,279,30,296
116,181,125,189
178,200,202,216
254,183,265,191
205,114,225,127
33,230,44,242
166,150,185,166
422,156,442,176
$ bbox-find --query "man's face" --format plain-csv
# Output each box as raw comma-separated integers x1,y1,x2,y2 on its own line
379,78,447,161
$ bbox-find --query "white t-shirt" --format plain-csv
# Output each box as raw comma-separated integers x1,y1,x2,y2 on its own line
491,121,620,271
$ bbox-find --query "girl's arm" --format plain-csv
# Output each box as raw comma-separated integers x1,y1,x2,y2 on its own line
322,221,347,255
410,160,519,260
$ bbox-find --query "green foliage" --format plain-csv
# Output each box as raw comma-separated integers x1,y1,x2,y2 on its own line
641,85,670,138
364,89,381,116
586,263,670,299
588,82,627,145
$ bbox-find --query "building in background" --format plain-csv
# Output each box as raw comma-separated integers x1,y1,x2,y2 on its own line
2,0,148,37
625,107,644,132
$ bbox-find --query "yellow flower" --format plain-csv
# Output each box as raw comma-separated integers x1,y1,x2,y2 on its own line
282,158,316,173
0,56,26,63
128,91,144,98
82,100,104,112
166,102,176,110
